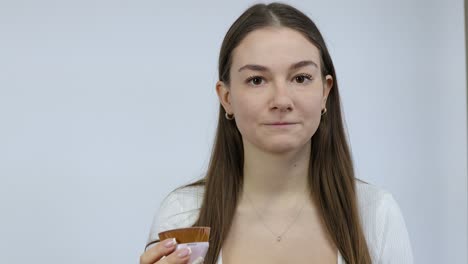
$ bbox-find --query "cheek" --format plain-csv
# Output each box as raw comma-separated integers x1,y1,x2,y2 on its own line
230,93,264,138
300,96,323,133
232,98,259,129
301,91,323,114
231,89,261,116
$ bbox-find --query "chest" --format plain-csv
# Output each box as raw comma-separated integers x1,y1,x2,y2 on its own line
221,207,338,264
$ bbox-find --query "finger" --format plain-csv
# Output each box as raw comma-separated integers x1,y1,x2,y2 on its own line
140,238,177,264
161,246,192,264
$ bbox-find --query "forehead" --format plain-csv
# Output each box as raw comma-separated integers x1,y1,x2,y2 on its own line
231,27,321,71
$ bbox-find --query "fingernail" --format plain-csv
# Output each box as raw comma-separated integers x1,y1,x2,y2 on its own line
164,238,177,248
177,247,192,258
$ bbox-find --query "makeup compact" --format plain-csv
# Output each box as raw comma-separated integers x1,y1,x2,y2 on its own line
158,227,210,264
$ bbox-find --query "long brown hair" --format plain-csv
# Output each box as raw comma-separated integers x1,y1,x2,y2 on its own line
180,3,371,263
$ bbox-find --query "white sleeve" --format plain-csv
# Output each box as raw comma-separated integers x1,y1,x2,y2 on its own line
377,194,414,264
146,187,202,247
146,191,183,245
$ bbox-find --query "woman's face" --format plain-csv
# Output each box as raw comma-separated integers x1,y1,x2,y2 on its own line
216,27,333,154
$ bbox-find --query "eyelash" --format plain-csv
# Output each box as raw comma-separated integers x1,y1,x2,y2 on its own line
245,73,313,86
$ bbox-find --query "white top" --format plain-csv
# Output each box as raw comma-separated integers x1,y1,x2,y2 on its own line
147,180,414,264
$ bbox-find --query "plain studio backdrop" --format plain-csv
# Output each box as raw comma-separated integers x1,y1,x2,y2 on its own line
0,0,466,263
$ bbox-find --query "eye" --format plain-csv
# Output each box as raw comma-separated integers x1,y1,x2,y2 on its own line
294,73,313,84
245,75,265,86
245,73,313,87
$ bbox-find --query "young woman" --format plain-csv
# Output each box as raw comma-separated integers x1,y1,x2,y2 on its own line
140,3,413,264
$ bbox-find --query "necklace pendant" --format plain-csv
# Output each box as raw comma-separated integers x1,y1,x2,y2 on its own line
277,236,281,242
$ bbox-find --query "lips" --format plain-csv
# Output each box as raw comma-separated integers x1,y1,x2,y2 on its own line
265,122,298,125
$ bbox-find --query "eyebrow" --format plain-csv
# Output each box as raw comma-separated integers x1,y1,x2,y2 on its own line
238,60,318,73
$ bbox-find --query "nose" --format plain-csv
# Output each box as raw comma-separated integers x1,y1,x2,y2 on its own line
269,81,293,112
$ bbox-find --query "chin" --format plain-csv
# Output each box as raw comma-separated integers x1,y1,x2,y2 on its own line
262,141,304,154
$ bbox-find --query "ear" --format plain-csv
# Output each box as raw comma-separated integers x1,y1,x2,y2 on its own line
322,74,333,109
216,80,233,114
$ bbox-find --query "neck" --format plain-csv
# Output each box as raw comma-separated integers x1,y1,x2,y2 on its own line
240,140,311,209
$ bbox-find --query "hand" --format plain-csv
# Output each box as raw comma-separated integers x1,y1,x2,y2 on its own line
140,238,192,264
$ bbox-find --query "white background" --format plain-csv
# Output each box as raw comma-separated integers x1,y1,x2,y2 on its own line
0,0,466,263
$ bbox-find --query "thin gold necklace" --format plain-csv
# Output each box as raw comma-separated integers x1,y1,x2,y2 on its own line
244,190,308,242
